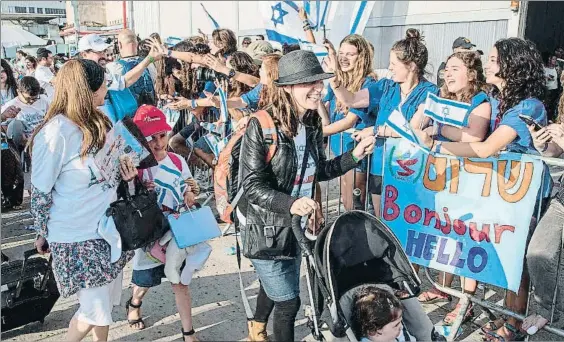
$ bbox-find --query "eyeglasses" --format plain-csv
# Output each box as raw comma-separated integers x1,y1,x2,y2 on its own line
20,93,39,104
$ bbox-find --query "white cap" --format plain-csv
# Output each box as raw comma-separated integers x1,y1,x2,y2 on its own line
78,34,111,52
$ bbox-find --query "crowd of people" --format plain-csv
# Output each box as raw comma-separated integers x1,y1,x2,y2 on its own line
1,7,564,342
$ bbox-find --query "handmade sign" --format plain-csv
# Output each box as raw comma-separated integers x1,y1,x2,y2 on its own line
381,138,544,291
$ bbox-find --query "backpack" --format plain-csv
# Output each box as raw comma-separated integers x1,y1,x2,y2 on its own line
213,110,277,224
117,59,156,106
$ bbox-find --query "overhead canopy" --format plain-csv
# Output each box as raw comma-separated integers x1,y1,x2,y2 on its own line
1,25,47,48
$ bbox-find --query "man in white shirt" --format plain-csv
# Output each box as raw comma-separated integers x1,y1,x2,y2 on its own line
77,33,163,121
1,76,49,152
34,48,55,100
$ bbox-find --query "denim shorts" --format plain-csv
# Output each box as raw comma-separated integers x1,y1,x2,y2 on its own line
131,265,166,288
241,228,302,302
250,256,302,302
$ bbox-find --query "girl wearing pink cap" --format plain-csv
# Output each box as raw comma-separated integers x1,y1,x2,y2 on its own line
127,104,207,342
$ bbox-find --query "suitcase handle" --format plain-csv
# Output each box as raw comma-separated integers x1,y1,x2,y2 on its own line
15,248,50,299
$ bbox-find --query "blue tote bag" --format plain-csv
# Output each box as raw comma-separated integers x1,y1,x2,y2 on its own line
168,206,221,248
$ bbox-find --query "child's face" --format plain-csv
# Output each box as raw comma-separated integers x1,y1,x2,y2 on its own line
148,132,169,160
369,313,403,342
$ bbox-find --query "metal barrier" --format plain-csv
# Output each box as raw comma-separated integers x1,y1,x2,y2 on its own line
321,131,564,341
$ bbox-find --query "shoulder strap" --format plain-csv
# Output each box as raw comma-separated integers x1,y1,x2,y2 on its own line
252,110,278,163
168,152,183,172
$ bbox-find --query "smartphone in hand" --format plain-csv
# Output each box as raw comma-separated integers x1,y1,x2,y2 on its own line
519,115,542,131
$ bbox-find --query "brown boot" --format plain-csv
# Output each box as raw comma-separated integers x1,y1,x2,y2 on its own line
247,320,268,341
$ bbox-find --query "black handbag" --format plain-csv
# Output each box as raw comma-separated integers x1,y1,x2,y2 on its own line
241,138,313,260
106,178,170,251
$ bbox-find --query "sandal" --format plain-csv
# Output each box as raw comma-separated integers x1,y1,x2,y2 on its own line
182,327,198,342
418,288,452,304
443,302,475,326
480,317,506,334
125,297,146,330
483,322,525,342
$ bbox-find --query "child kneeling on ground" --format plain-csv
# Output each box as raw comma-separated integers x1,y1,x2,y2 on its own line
127,105,211,342
352,286,416,342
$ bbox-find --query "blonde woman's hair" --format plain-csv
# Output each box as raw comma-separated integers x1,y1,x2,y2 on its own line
335,34,377,112
258,54,282,110
212,28,238,57
29,60,110,158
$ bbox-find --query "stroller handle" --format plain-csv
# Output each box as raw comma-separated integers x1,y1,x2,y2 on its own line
291,215,314,258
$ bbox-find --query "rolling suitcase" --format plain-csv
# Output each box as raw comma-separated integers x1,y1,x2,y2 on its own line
1,249,59,331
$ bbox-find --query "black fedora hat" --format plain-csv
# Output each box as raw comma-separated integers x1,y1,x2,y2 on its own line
274,50,334,86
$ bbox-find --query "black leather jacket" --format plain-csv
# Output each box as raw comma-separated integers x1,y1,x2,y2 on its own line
238,110,359,228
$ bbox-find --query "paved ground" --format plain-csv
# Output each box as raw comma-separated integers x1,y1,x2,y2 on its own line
2,173,563,341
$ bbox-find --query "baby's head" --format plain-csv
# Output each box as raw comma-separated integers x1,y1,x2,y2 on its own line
133,105,172,161
351,286,404,342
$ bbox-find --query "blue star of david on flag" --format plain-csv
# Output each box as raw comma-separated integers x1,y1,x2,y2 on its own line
271,2,288,27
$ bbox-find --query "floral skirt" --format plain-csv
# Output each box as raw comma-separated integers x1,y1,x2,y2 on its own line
50,239,133,298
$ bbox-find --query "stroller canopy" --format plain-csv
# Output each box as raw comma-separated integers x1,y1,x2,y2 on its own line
315,211,421,304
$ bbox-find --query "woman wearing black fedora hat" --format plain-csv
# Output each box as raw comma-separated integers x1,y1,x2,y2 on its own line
237,50,376,341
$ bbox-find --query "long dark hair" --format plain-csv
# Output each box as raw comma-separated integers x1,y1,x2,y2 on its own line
492,38,546,116
228,51,258,97
391,28,429,79
1,59,18,99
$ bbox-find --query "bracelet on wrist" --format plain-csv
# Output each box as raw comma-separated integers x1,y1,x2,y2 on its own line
148,56,155,64
352,153,360,163
541,142,549,153
191,99,198,109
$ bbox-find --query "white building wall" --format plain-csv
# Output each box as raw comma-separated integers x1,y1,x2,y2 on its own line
130,0,520,80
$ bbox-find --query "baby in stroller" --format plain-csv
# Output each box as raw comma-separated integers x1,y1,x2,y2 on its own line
351,285,415,342
303,211,444,341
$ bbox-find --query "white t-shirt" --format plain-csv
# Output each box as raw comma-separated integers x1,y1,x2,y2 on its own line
106,57,157,84
1,89,14,106
292,124,316,228
133,153,192,270
31,115,117,243
292,124,316,198
34,65,55,100
545,67,558,90
1,95,50,134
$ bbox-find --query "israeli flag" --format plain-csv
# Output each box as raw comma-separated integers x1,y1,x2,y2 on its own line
324,1,376,45
423,93,472,128
218,87,229,124
200,3,220,29
203,133,228,158
385,109,429,152
259,1,329,56
164,36,182,48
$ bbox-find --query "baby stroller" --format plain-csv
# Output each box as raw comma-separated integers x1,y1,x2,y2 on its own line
292,211,435,341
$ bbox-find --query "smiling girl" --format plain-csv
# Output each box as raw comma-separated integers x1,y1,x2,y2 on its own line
335,29,439,217
414,37,550,342
238,50,375,341
320,34,377,210
415,51,492,325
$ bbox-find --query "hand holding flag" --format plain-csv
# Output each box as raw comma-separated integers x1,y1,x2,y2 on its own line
423,92,472,127
385,109,430,152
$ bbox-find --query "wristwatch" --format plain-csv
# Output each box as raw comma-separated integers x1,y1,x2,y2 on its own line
227,68,236,79
211,158,218,166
